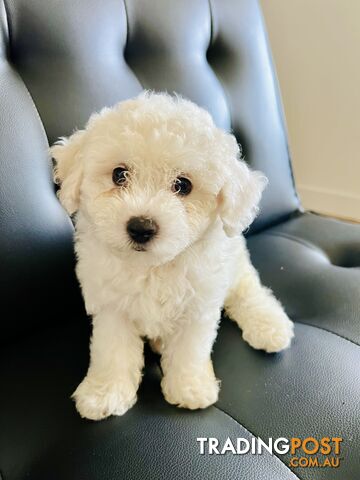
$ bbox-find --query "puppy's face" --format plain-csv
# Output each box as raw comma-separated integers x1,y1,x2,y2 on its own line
51,93,267,266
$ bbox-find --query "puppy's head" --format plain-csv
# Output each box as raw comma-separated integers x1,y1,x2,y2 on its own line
51,92,267,265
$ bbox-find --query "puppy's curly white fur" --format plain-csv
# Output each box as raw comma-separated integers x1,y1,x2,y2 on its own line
51,92,294,420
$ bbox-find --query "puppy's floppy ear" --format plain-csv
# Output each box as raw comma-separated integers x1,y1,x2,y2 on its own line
50,129,86,215
218,134,268,237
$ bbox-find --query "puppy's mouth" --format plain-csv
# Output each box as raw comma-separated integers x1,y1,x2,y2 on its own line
132,243,147,252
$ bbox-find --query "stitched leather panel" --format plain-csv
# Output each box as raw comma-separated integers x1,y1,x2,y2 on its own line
3,0,299,220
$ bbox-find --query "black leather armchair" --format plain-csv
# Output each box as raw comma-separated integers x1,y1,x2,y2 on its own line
1,1,359,479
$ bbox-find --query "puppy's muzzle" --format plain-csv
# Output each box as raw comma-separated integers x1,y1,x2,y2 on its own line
127,216,159,244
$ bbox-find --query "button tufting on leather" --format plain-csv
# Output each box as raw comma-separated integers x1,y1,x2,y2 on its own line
124,0,232,132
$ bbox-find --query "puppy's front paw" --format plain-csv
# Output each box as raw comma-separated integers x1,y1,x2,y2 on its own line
162,364,219,410
72,375,137,420
242,308,294,353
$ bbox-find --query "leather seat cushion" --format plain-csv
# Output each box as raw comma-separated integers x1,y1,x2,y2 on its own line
1,212,359,480
0,321,297,480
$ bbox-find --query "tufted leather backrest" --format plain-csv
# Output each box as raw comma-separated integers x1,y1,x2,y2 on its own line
0,0,300,341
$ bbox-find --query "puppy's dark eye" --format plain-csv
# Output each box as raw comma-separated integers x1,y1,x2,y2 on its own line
112,166,129,186
172,176,192,196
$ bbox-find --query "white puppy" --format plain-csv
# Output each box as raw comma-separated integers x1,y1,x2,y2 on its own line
51,92,294,421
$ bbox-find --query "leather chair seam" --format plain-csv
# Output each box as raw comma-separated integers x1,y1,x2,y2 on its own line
122,0,145,91
212,404,301,479
295,320,360,348
15,78,49,147
260,20,300,211
2,0,11,53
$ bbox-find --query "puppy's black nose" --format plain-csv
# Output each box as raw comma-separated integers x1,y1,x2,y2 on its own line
126,216,159,244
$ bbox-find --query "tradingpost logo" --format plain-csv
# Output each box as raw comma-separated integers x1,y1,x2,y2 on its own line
197,436,343,468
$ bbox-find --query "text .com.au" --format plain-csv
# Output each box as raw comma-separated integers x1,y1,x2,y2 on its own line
197,436,343,468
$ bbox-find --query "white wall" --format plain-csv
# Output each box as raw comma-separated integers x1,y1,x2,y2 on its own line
261,0,360,222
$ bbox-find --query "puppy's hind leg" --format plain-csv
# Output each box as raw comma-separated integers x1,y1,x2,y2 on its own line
224,252,294,353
